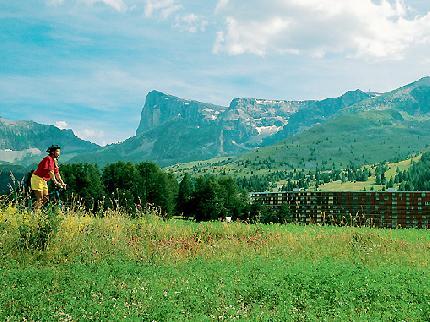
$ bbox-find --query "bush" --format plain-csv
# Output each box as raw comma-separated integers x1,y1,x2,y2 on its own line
246,202,293,224
18,208,61,251
259,203,293,224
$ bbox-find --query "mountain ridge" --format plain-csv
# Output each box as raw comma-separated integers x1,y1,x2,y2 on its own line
0,117,99,165
219,76,430,170
4,76,430,168
70,87,371,166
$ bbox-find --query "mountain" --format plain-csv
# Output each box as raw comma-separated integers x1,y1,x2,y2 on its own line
263,89,373,145
220,77,430,170
136,90,227,135
220,97,301,150
72,89,370,166
0,118,99,166
74,91,227,166
349,76,430,114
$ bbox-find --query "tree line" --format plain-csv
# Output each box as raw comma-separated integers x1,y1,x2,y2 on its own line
41,162,290,223
396,152,430,191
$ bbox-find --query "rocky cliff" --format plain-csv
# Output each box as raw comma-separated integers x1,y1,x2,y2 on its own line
136,91,227,135
72,88,371,166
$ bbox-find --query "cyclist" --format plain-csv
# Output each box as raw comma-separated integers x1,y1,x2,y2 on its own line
31,145,67,210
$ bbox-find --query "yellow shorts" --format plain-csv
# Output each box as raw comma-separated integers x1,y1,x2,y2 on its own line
31,174,48,192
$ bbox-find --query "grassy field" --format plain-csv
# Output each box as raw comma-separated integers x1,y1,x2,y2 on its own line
385,155,422,179
319,155,422,192
169,154,421,193
1,206,430,320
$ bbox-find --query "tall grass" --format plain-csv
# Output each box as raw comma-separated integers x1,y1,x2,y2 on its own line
1,204,429,267
1,198,430,320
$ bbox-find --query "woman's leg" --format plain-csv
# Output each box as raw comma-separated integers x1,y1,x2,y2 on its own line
42,189,49,207
33,190,43,210
31,174,48,210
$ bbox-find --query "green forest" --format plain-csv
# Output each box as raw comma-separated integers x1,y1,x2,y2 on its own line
2,151,430,223
3,161,290,224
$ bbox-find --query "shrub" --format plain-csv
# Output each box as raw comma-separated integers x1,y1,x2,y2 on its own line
18,208,62,251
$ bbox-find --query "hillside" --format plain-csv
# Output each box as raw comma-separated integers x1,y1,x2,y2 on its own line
173,77,430,173
252,76,430,169
0,118,99,166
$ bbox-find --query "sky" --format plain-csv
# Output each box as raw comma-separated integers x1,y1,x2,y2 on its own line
0,0,430,146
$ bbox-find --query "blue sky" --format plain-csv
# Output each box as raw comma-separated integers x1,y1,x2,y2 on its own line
1,0,430,145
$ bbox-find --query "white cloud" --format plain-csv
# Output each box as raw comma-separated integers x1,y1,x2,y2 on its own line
215,0,229,13
144,0,182,19
213,0,430,60
47,0,128,12
75,128,107,145
214,16,291,56
174,14,208,33
55,120,69,129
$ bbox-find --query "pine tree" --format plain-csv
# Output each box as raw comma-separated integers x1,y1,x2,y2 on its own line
192,176,224,222
177,173,194,217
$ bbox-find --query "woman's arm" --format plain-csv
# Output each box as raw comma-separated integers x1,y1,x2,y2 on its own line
53,158,66,188
55,172,67,188
50,170,62,187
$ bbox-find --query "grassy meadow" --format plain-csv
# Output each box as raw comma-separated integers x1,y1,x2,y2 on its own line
170,155,422,193
1,204,430,321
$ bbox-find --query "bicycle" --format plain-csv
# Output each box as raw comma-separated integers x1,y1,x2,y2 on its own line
24,185,66,212
48,186,65,209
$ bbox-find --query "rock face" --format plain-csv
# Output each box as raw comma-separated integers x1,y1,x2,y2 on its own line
0,118,99,165
136,91,227,135
221,98,302,151
263,89,373,145
74,88,371,166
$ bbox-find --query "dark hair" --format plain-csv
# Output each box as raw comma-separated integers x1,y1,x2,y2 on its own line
47,145,61,153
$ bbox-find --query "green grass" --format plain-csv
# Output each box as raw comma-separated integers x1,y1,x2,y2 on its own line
169,155,421,193
1,207,430,320
319,179,380,191
2,259,429,321
385,155,422,179
319,155,422,191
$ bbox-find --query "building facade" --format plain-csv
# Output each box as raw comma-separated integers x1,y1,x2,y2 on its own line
250,191,430,228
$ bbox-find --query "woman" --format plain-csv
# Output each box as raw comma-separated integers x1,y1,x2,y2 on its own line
31,145,67,209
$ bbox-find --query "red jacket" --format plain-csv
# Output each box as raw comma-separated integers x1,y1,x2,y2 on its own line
34,156,59,181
